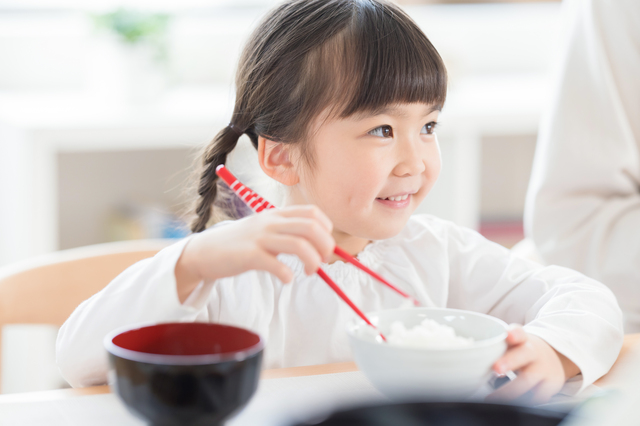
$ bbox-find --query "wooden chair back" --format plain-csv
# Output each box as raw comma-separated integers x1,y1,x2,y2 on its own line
0,239,170,392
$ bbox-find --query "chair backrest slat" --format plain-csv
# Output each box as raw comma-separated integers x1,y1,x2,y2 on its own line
0,240,169,393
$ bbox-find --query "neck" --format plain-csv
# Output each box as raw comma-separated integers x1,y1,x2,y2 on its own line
329,229,371,264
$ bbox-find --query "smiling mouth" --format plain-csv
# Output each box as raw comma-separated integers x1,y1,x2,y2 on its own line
375,194,414,209
377,194,410,201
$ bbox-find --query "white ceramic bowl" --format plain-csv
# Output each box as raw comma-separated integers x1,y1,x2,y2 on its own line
346,307,508,400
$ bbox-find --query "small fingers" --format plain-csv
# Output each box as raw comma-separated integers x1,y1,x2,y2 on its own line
269,218,335,262
486,368,542,402
493,339,536,375
506,324,527,346
252,253,294,284
278,205,333,233
257,235,323,276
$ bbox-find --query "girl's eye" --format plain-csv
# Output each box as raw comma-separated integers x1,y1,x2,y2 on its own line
369,125,393,138
421,122,438,135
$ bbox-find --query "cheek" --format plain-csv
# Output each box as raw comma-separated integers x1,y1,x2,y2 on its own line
428,150,442,181
322,153,382,201
336,182,375,210
413,144,442,204
302,164,368,212
350,164,388,207
424,142,442,182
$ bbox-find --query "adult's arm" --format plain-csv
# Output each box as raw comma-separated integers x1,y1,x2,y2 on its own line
524,0,640,331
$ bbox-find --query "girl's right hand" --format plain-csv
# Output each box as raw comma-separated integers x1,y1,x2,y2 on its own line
175,205,335,302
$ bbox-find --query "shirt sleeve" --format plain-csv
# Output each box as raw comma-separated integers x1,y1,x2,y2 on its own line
56,236,213,388
523,0,640,331
444,221,624,393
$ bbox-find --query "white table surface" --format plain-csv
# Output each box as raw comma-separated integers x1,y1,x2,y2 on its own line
0,371,383,426
0,369,603,426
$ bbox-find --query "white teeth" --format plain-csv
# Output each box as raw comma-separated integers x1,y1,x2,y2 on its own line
382,194,410,201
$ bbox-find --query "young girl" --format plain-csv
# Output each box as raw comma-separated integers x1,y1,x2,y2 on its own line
57,0,623,404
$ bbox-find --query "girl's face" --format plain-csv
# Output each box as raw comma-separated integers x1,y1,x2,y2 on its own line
290,102,441,242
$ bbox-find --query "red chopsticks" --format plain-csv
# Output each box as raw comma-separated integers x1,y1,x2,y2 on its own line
215,166,418,303
215,165,419,340
333,246,419,306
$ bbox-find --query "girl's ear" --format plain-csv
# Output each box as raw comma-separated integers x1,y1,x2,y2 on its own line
258,136,300,186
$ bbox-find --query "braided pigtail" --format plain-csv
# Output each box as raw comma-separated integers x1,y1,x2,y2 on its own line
190,125,244,233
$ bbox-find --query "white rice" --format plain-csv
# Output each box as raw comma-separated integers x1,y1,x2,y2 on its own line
387,318,474,349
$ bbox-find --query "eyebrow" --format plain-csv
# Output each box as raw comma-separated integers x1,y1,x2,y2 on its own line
353,104,442,120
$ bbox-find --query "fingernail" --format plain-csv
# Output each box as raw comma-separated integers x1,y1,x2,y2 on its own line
509,325,523,337
495,361,507,374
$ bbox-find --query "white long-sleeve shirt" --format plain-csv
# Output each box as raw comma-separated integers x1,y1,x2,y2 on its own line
57,214,622,392
524,0,640,331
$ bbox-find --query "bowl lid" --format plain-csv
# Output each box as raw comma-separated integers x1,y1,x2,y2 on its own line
292,401,567,425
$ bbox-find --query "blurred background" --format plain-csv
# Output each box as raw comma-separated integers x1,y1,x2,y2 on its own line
0,0,561,393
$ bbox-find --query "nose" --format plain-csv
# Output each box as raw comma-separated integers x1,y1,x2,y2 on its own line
392,135,426,177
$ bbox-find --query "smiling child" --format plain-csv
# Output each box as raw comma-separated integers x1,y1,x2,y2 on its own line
57,0,623,404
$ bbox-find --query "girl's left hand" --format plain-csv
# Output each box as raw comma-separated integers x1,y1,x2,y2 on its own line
486,325,580,405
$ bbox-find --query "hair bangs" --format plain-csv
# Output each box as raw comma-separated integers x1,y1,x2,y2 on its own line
316,1,448,120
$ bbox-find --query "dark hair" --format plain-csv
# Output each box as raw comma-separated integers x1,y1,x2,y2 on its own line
190,0,447,233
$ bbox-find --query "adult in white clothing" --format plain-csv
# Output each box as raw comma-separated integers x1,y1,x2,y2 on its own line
524,0,640,332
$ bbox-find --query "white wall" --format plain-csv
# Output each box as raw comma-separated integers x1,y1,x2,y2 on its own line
0,4,562,90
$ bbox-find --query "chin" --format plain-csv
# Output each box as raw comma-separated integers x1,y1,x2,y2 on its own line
357,219,408,241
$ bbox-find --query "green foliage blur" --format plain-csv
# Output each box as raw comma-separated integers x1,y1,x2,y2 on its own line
93,9,172,64
93,8,171,61
94,9,170,45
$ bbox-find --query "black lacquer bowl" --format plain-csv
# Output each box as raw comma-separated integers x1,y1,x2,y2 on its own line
104,322,264,426
293,401,567,426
